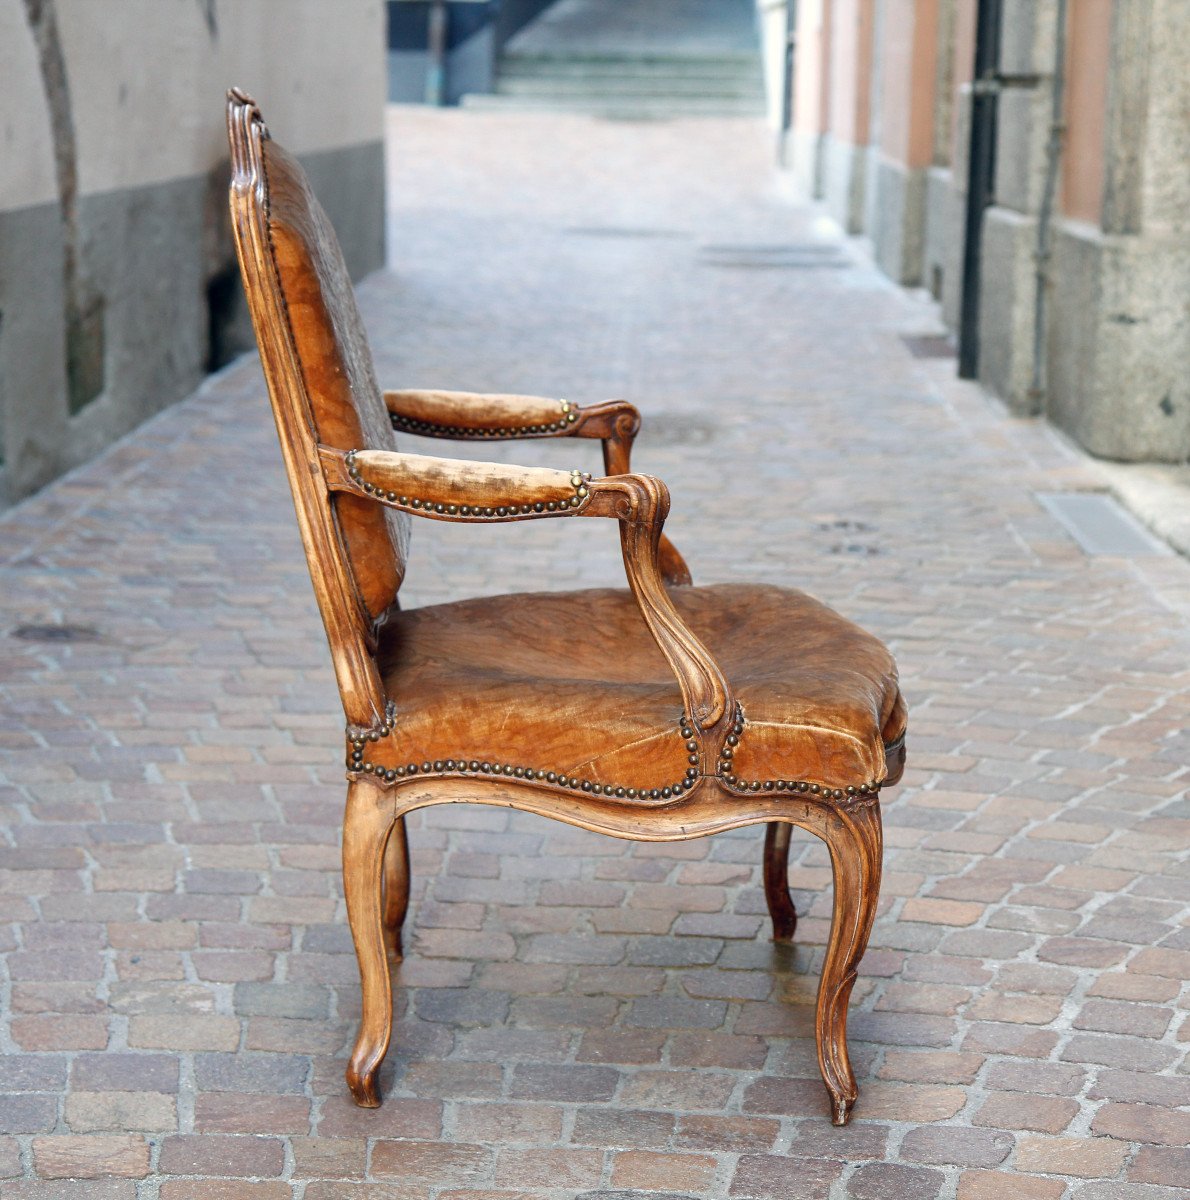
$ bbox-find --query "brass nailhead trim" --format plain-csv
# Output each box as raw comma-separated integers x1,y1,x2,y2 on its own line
716,704,884,801
345,449,590,516
347,704,883,802
347,712,701,799
391,398,580,439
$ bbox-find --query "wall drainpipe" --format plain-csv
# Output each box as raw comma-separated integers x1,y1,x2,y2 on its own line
957,0,1002,379
779,0,798,164
1026,0,1069,414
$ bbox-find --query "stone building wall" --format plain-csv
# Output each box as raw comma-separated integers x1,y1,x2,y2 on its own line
0,0,387,506
775,0,1190,464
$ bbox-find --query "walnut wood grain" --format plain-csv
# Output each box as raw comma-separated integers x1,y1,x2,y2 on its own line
226,88,905,1128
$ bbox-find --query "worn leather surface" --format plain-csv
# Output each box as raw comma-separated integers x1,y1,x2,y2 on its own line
374,582,905,794
262,139,410,619
385,389,569,432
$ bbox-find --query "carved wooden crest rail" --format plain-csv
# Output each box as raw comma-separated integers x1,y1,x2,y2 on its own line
226,87,906,1125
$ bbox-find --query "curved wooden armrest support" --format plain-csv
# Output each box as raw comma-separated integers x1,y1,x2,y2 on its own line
319,445,730,732
596,404,692,589
590,474,729,733
382,390,692,586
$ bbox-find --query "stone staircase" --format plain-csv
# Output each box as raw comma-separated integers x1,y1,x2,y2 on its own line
461,0,766,120
465,51,765,118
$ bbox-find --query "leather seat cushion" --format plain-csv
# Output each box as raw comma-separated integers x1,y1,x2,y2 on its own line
374,582,905,796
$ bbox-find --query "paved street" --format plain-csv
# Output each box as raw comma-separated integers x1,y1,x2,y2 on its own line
0,107,1188,1198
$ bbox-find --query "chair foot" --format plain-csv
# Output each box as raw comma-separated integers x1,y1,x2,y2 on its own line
343,779,395,1109
763,822,797,943
346,1048,384,1107
814,798,882,1123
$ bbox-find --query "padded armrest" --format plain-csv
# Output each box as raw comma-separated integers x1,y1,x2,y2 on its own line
318,444,731,731
383,389,638,442
319,446,595,519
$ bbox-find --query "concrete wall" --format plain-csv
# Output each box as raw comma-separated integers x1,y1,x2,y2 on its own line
0,0,387,507
1044,0,1190,461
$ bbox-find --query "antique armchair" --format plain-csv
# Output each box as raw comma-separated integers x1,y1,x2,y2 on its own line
226,89,906,1125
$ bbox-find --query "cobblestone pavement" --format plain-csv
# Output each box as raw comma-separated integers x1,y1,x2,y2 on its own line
0,108,1188,1199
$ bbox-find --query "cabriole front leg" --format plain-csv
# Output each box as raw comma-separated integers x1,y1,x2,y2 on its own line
343,778,396,1107
812,798,883,1125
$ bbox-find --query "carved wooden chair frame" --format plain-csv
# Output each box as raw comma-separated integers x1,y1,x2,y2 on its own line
226,89,904,1125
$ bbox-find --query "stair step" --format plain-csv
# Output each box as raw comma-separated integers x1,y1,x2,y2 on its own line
502,52,760,71
496,77,764,99
461,93,767,117
499,65,760,84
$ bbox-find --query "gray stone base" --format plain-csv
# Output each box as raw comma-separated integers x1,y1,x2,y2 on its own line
923,165,965,323
784,128,825,199
977,205,1039,414
1048,219,1190,462
0,140,384,507
820,134,866,234
867,155,927,286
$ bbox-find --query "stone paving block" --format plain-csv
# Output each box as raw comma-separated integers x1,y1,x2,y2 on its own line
900,1125,1014,1168
610,1149,717,1192
1015,1136,1132,1178
848,1163,946,1200
1091,1104,1190,1147
157,1134,287,1176
158,1185,293,1200
729,1155,843,1198
493,1148,604,1190
31,1135,150,1179
63,1091,177,1133
958,1171,1067,1200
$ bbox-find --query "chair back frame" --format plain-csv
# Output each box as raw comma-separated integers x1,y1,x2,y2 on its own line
226,88,400,730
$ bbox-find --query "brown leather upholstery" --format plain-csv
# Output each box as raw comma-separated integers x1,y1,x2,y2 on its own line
262,138,409,620
374,583,905,796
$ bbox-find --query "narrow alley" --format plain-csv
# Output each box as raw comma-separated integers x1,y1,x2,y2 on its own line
0,104,1187,1198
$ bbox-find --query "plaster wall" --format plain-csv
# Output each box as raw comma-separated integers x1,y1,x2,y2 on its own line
787,0,830,194
0,0,387,506
1061,0,1110,223
826,0,873,144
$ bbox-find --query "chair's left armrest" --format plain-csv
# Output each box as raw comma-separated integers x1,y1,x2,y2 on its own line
320,445,599,519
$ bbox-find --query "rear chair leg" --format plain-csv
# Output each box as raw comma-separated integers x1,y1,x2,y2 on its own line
763,821,797,942
343,778,395,1107
381,815,411,964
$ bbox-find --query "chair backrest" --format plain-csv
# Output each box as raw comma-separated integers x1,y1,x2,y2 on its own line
226,88,406,728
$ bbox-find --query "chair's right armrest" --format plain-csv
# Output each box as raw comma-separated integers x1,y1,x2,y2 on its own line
383,389,634,443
